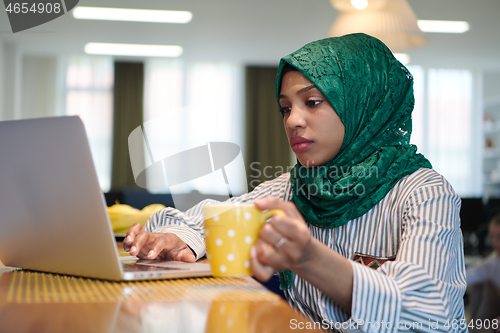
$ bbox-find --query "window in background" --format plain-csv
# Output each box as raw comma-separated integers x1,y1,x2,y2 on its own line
408,65,479,197
65,56,114,192
143,59,244,195
427,69,474,196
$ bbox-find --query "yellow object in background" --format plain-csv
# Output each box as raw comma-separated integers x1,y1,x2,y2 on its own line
107,202,166,234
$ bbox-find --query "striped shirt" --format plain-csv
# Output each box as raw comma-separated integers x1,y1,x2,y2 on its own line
146,168,468,333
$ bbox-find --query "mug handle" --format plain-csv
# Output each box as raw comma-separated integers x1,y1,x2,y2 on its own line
260,209,285,222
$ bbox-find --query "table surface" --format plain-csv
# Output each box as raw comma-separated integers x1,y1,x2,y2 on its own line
0,244,325,333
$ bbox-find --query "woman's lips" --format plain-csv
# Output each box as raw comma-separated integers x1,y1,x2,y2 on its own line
292,142,313,153
290,136,313,153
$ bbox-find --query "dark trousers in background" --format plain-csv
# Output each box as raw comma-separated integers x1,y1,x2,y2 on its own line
469,282,500,332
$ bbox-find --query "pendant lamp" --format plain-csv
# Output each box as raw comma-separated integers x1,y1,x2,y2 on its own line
328,0,426,51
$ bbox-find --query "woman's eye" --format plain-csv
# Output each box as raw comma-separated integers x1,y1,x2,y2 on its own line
305,100,322,107
280,106,291,114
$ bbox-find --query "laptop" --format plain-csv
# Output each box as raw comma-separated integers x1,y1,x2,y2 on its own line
0,116,212,280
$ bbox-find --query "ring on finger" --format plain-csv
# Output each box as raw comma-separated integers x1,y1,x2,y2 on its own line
275,237,286,249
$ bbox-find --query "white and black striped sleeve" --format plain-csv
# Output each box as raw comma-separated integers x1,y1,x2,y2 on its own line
145,201,221,261
144,173,291,260
319,173,467,333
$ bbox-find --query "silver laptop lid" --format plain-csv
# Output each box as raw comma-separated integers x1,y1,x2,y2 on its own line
0,116,123,280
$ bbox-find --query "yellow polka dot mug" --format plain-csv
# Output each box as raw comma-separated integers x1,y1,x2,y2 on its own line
203,203,285,277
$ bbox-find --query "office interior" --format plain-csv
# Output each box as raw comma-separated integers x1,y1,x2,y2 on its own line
0,0,500,321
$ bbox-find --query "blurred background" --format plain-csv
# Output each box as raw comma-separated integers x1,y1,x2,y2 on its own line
1,0,500,253
2,0,500,322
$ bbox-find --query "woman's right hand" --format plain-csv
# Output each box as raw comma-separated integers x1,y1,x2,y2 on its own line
123,223,196,262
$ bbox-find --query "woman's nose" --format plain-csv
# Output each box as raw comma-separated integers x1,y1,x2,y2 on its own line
286,107,306,129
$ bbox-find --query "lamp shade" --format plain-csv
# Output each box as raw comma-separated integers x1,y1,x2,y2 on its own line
328,0,426,51
329,0,388,12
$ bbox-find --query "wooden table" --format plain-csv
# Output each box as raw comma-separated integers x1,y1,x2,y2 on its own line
0,251,325,333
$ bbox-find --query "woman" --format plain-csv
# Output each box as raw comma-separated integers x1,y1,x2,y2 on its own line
125,33,467,332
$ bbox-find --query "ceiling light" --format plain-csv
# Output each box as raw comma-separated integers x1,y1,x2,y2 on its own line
393,53,410,65
84,43,183,57
351,0,368,10
329,0,426,52
330,0,387,11
73,6,192,24
417,20,469,33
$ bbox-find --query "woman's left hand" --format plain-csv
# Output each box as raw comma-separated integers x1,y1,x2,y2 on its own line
250,196,313,282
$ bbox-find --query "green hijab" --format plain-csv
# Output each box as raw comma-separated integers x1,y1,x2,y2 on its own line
276,33,431,289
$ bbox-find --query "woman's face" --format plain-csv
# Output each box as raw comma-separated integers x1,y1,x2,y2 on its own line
279,71,345,167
